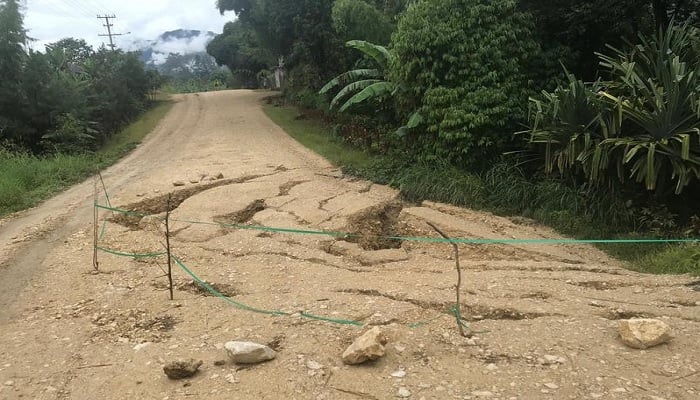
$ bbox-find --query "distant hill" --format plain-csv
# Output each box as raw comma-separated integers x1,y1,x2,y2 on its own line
133,29,218,67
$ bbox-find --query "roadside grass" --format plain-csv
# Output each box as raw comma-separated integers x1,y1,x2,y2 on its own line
0,100,174,216
262,104,373,171
264,102,699,277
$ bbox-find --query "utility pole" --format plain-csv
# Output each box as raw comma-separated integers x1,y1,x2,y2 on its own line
97,14,128,50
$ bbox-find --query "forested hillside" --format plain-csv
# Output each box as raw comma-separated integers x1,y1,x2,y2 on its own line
208,0,700,272
0,0,159,155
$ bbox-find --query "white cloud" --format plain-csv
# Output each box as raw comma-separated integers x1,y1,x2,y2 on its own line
23,0,234,51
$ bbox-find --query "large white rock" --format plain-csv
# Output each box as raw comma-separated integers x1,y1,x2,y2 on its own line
225,341,277,364
618,319,673,349
342,327,388,365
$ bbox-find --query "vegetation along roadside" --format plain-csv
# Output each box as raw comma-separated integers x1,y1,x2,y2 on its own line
216,0,699,277
0,100,173,216
263,100,700,277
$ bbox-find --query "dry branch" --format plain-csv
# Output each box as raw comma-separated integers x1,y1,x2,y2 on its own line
426,222,471,337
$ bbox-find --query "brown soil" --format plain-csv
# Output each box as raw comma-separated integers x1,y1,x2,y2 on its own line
0,90,698,400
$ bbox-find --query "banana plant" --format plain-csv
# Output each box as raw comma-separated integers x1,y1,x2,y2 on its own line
319,40,396,112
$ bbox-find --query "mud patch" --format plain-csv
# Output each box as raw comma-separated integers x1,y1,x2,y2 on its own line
569,281,630,290
278,181,308,196
110,176,265,228
468,306,549,321
91,309,177,343
600,309,653,320
344,200,404,250
337,289,549,320
214,199,266,225
520,292,552,300
153,279,241,298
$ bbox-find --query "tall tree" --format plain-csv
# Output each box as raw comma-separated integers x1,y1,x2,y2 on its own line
0,0,28,145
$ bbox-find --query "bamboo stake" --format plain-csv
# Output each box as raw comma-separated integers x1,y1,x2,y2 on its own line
93,175,100,271
165,194,174,301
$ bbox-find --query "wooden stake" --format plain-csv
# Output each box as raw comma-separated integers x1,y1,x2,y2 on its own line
93,175,100,271
427,222,470,337
165,194,174,301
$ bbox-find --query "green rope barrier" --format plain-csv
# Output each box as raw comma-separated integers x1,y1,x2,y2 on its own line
408,313,446,329
298,312,363,326
95,204,151,218
173,256,290,317
93,194,700,330
95,246,166,259
95,202,700,246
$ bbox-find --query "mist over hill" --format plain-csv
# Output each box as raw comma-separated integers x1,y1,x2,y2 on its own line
132,29,217,66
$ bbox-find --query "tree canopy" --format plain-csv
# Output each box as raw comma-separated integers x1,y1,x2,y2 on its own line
0,0,158,154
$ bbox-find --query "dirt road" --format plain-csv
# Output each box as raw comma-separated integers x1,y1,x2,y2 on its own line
0,90,697,400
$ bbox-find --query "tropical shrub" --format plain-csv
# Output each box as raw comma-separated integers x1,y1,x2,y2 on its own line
390,0,543,168
527,23,700,195
331,0,394,45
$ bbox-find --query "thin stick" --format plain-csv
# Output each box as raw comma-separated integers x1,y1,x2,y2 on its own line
93,175,100,271
165,194,174,301
427,222,470,337
76,363,114,370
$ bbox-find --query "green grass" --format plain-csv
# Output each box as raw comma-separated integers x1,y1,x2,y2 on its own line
634,244,700,275
262,104,373,171
0,100,174,216
264,102,699,277
99,100,173,158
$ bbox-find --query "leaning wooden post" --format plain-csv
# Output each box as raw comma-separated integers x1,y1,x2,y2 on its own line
92,175,100,271
427,222,470,337
165,194,174,301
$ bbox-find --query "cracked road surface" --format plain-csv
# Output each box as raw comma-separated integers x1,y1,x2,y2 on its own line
0,90,698,399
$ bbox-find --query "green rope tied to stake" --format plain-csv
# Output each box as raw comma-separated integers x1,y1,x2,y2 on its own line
93,197,700,330
173,255,289,316
96,202,700,246
96,246,166,259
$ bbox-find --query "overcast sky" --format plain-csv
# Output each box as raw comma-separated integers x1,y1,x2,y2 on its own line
23,0,234,52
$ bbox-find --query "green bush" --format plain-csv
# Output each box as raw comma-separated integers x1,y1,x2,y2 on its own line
527,23,700,196
391,0,543,167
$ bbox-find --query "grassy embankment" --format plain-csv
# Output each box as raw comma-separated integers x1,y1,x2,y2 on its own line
0,100,174,216
263,103,700,276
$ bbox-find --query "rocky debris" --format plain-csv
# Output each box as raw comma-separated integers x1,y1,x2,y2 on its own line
397,387,411,398
472,391,494,397
215,172,225,179
306,360,323,370
225,341,277,364
342,327,388,365
163,359,203,380
541,354,566,365
391,369,407,378
173,181,186,187
133,342,152,352
619,318,673,349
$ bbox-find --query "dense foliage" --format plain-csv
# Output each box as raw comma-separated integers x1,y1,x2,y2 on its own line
390,0,545,167
0,0,158,154
210,0,409,90
527,23,700,197
208,0,700,239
